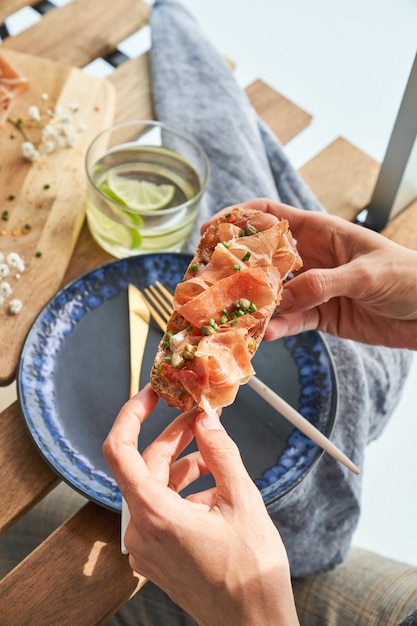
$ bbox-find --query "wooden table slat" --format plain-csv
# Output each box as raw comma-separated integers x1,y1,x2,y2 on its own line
110,53,154,125
2,0,150,67
0,502,147,625
0,0,36,24
299,136,380,221
0,402,58,534
245,78,312,144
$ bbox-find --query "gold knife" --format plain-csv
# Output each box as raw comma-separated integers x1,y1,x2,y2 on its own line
121,284,151,554
128,284,151,399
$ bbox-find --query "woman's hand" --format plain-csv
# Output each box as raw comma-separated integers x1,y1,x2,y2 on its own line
103,385,299,626
204,199,417,349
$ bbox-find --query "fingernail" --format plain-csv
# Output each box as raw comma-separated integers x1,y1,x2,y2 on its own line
200,412,224,430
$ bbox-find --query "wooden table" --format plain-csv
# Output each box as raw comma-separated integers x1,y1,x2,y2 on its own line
1,1,416,623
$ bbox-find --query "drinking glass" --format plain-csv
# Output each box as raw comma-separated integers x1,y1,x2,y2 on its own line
85,120,210,258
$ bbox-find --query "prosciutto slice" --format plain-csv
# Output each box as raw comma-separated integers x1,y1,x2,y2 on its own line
0,52,29,128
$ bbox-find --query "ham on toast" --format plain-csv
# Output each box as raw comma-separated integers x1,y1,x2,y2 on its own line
150,207,302,414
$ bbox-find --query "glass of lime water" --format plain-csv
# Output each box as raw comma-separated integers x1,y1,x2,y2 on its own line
85,120,210,257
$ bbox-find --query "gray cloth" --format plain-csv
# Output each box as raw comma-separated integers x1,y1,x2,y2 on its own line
149,0,413,578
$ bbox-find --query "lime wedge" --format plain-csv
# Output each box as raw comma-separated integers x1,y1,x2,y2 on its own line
106,172,176,211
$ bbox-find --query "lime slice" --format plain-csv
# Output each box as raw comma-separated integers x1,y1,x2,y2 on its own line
106,172,176,211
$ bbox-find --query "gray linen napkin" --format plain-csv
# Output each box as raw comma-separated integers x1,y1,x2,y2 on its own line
150,0,412,577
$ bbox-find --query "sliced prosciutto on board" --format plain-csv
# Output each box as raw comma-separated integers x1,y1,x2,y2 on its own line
0,52,29,128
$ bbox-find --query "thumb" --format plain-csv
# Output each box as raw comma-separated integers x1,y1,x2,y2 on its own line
278,266,354,314
194,412,253,503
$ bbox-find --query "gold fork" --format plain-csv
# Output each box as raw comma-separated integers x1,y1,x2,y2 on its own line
143,282,359,475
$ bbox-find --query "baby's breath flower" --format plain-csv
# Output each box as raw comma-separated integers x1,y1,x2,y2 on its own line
0,281,13,298
7,252,25,272
9,298,23,315
10,93,86,162
77,123,87,133
21,141,40,161
0,263,10,278
28,105,41,121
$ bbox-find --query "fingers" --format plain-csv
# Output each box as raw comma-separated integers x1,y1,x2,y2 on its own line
193,411,256,506
142,407,199,484
102,384,159,481
168,450,210,493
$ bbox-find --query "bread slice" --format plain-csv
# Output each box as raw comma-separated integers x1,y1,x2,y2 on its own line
150,206,302,413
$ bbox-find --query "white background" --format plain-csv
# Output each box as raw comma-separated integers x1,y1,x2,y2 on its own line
1,0,416,567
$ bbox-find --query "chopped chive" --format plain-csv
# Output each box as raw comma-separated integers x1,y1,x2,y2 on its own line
191,263,198,273
166,331,173,338
164,356,172,363
1,211,9,221
233,264,241,271
222,308,230,319
242,251,251,262
43,184,50,190
162,341,170,349
157,363,162,371
249,302,257,312
209,318,219,330
220,315,228,324
35,251,42,257
230,312,237,320
186,325,193,332
8,194,15,201
222,241,229,248
225,212,231,218
230,319,238,326
237,309,245,316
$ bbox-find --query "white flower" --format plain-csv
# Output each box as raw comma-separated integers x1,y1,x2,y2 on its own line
42,124,58,138
9,298,23,315
41,93,49,101
68,102,79,113
7,252,25,272
77,123,87,133
28,105,41,121
0,263,10,278
41,139,57,154
21,141,40,162
0,281,13,298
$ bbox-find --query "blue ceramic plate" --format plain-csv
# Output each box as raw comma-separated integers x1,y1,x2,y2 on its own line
17,253,338,512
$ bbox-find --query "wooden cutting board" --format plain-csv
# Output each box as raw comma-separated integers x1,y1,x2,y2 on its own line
0,50,116,385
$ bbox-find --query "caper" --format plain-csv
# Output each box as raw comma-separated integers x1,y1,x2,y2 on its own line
244,223,259,236
233,298,251,311
201,325,217,336
183,343,197,360
171,353,185,369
